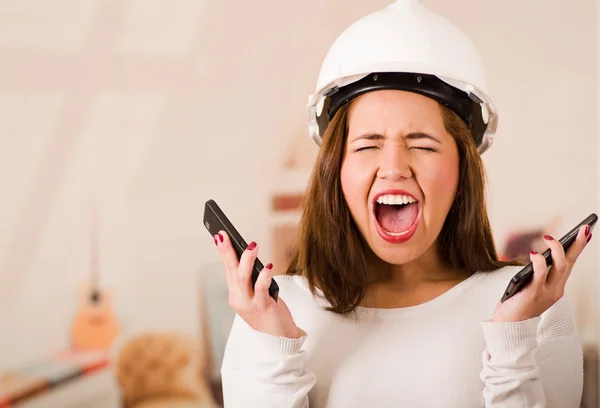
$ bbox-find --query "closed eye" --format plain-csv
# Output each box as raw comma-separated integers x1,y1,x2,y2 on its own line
411,147,437,152
355,146,378,152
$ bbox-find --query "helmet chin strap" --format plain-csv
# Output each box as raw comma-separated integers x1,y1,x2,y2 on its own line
322,72,487,146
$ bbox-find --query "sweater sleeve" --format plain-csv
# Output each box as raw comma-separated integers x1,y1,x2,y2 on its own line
220,314,316,408
479,295,584,408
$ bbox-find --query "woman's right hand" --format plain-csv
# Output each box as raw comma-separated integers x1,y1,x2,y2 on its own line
214,230,302,339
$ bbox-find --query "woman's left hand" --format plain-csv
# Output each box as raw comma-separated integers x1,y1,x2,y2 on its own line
491,225,593,323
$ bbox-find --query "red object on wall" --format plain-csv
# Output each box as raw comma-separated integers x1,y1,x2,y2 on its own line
272,194,304,212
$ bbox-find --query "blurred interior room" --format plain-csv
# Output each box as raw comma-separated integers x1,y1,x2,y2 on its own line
0,0,598,407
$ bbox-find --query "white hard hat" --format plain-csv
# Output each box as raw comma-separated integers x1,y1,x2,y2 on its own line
307,0,496,154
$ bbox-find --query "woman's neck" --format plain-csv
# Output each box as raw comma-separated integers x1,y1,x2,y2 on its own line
371,243,464,283
361,243,470,308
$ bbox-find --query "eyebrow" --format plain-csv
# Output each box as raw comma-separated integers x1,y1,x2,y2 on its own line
351,132,441,144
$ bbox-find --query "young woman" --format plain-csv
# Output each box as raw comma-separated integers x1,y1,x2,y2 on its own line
213,1,592,406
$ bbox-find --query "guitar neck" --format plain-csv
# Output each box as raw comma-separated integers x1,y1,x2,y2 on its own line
90,203,100,300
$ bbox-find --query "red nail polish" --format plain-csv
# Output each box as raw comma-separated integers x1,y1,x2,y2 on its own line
530,251,538,255
544,235,554,241
247,242,257,251
214,236,218,246
266,263,273,270
218,233,224,243
587,233,592,243
585,225,590,237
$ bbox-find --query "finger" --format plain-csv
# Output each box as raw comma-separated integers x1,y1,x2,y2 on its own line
530,251,549,291
543,234,566,287
559,225,590,287
564,224,590,261
254,263,275,308
213,234,231,287
216,230,239,268
216,231,240,290
237,241,258,299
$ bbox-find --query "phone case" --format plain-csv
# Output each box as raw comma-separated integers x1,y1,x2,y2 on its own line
203,199,279,301
501,213,597,302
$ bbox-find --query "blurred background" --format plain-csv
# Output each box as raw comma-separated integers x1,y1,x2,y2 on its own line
0,0,598,407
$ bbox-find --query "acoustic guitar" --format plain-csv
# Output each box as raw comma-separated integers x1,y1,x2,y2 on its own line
71,204,119,351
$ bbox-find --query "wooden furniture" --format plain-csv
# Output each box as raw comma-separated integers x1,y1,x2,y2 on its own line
581,344,599,408
0,350,119,408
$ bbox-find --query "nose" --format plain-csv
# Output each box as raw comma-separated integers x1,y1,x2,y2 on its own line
377,146,413,181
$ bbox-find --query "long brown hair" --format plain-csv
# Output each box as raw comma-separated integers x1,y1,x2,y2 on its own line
286,100,518,315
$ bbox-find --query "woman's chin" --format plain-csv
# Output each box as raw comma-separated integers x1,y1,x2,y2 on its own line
369,243,422,265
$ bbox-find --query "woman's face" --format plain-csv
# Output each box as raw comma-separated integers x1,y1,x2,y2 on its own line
340,90,460,265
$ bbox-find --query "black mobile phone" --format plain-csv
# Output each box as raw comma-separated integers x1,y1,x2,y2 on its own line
501,213,597,303
203,199,279,301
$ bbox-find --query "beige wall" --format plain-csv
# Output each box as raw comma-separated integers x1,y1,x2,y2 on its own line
597,0,600,391
431,0,599,344
0,0,597,368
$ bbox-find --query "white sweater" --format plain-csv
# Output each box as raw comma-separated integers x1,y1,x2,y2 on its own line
221,266,583,407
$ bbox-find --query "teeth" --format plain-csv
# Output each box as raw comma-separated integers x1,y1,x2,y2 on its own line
376,194,416,205
382,227,411,236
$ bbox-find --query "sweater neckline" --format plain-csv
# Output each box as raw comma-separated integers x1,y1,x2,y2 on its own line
354,271,483,319
279,271,484,319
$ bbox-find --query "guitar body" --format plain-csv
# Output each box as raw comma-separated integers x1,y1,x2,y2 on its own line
71,284,119,351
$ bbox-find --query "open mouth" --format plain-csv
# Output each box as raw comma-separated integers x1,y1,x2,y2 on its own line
373,192,421,243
